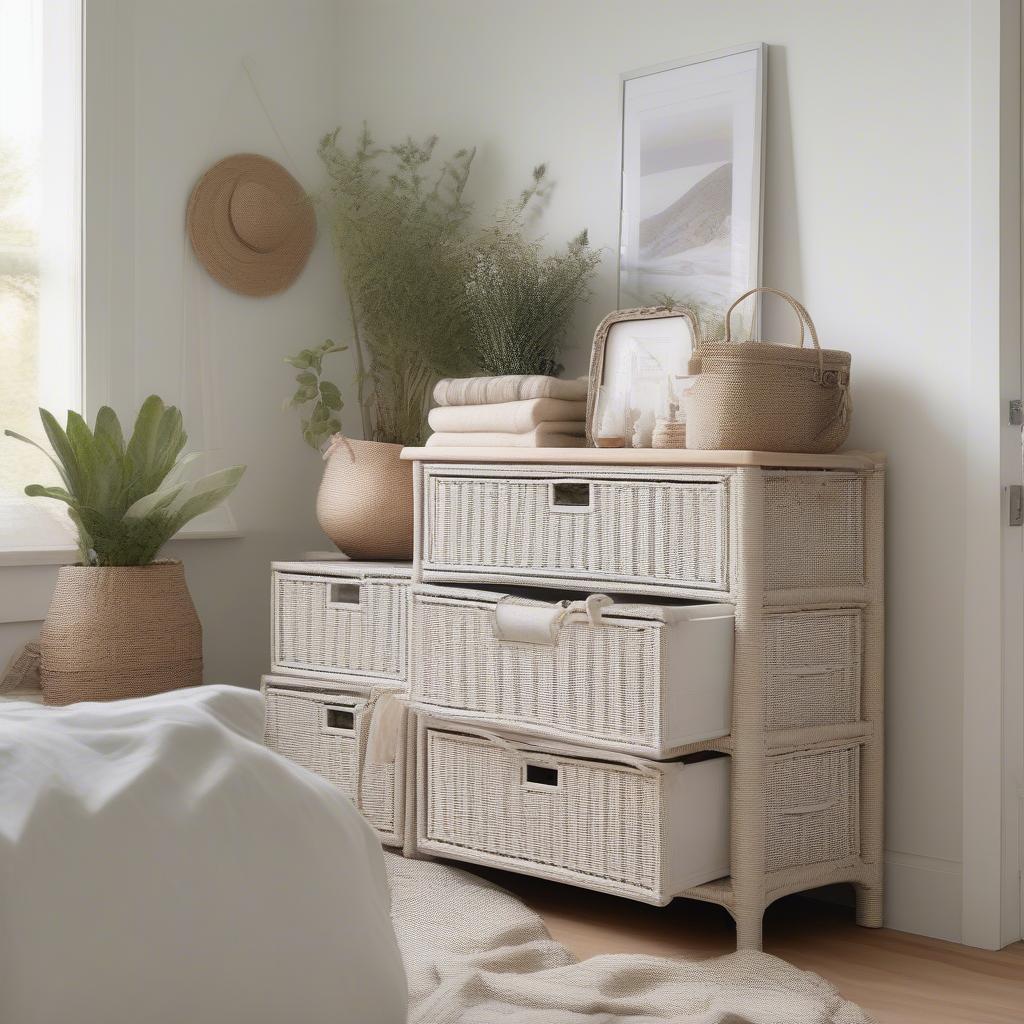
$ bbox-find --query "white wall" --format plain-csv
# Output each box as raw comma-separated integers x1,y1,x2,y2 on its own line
0,0,345,687
332,0,972,940
105,0,347,686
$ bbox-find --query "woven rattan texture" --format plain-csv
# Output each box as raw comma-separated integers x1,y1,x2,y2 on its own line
763,472,865,590
764,745,860,872
264,686,399,843
411,593,663,750
273,573,407,679
40,562,202,705
422,728,665,900
425,474,728,589
764,609,862,731
685,288,852,454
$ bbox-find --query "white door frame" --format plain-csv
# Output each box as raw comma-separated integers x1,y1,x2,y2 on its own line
963,0,1023,950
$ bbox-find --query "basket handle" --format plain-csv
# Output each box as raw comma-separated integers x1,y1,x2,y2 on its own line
724,287,820,348
777,795,842,816
492,594,613,645
718,287,824,382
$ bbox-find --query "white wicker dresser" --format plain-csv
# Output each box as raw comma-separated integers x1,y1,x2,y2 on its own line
262,561,415,849
401,446,885,951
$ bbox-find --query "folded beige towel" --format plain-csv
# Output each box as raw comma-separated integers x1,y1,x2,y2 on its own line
433,375,588,407
365,693,404,766
428,398,586,434
426,428,586,448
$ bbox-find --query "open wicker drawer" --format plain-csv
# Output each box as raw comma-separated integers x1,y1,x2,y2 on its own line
420,464,731,597
410,583,734,757
262,676,407,847
271,562,410,684
416,717,730,904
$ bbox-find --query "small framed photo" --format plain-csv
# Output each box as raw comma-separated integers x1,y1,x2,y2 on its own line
586,307,697,448
618,44,766,331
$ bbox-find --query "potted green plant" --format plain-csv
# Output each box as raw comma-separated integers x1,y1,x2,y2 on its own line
5,396,244,705
301,128,476,559
299,130,600,560
461,165,601,377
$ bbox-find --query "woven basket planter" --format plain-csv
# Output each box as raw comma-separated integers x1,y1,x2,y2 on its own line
39,561,202,705
317,437,413,560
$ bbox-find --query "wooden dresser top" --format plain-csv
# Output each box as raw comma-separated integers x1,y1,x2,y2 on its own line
400,447,885,471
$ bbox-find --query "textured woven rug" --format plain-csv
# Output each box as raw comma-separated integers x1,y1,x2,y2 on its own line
385,853,873,1024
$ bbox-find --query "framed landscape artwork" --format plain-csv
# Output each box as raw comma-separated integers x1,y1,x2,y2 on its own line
618,44,766,329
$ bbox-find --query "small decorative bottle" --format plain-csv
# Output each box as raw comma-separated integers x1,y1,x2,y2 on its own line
652,399,686,449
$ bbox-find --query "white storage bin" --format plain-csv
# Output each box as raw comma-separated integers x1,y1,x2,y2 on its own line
411,584,733,757
421,465,731,596
271,562,410,683
417,718,730,904
262,677,406,846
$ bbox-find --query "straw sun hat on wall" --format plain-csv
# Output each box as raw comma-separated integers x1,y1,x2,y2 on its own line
186,153,315,297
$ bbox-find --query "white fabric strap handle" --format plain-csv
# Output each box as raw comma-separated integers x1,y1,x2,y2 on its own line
448,721,663,779
492,594,613,646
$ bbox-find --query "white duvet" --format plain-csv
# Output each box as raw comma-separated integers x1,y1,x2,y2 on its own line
0,685,407,1024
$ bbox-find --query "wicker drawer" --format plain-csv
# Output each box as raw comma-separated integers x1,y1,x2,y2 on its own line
417,721,730,904
765,743,860,872
410,584,733,757
271,563,409,682
262,680,405,846
422,466,730,595
765,608,862,731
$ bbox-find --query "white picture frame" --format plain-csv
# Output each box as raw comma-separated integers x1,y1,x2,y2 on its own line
618,43,766,329
586,306,698,448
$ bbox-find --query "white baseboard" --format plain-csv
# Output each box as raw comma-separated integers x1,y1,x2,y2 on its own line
884,850,962,942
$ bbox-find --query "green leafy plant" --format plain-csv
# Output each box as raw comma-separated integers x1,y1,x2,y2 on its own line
317,126,478,447
285,339,348,450
4,396,245,566
307,127,600,447
463,165,601,377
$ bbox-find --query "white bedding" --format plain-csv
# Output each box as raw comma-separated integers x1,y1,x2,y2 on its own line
0,685,407,1024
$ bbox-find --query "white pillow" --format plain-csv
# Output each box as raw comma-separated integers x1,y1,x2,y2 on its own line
0,685,407,1024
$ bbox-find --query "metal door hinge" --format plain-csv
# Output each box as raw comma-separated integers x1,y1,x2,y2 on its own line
1010,400,1023,426
1010,484,1024,526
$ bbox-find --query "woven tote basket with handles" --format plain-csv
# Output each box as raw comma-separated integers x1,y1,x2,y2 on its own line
684,287,852,453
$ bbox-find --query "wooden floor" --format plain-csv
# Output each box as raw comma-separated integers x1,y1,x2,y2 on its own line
467,866,1024,1024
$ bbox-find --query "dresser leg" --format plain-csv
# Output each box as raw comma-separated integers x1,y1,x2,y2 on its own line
733,904,764,950
854,882,884,928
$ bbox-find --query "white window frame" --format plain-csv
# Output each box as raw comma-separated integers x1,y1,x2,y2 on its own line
0,0,84,566
962,0,1023,951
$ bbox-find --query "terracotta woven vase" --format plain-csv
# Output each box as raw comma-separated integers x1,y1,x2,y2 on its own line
316,437,414,560
39,561,202,706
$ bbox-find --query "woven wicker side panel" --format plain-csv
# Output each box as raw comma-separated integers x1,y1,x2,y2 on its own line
263,688,396,837
424,730,663,895
764,609,862,730
763,473,865,590
412,597,662,747
764,746,860,872
427,476,727,588
274,577,406,678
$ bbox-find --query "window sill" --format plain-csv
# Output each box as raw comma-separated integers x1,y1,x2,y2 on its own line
0,503,243,568
0,528,243,568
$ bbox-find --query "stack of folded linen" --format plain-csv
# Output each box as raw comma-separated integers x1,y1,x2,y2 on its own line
427,375,589,448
